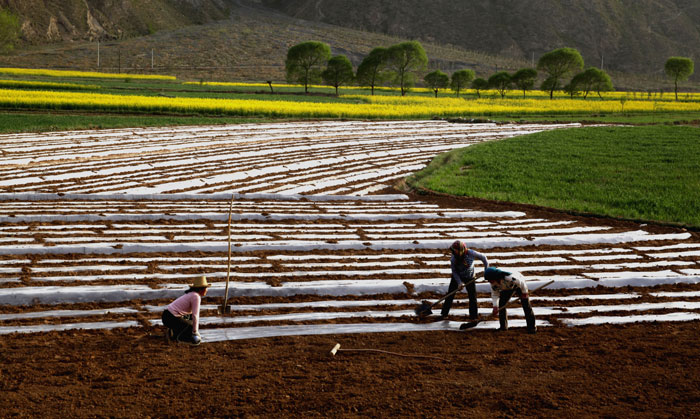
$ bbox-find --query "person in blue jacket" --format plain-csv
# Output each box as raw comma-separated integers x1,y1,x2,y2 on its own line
440,240,489,320
485,266,537,334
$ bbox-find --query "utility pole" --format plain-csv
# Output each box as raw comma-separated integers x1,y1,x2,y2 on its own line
118,49,121,73
151,48,154,70
97,40,100,68
601,54,604,71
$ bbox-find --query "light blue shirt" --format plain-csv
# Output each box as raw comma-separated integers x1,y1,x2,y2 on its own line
450,248,489,285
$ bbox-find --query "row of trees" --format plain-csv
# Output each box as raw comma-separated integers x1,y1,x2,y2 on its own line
413,46,615,99
286,41,695,101
285,41,610,99
285,40,429,96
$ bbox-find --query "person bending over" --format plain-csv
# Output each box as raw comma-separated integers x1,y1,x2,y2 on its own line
485,267,537,334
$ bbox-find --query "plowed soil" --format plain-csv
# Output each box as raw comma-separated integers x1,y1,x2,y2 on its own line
1,190,700,418
2,122,699,418
1,321,699,418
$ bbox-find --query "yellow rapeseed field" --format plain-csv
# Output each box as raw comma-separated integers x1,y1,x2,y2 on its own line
352,95,700,115
186,81,700,101
2,88,700,118
0,67,176,81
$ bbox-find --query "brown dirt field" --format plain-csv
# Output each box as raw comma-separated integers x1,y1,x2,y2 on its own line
2,125,699,418
1,321,699,418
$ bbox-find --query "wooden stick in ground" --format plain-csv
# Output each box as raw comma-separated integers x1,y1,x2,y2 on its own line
221,195,233,315
329,343,449,362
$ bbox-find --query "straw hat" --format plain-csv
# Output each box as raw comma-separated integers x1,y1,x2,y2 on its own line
189,276,212,288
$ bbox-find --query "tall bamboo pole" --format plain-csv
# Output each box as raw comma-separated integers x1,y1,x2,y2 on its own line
221,195,233,314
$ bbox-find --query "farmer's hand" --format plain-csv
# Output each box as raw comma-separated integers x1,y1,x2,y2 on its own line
492,306,499,316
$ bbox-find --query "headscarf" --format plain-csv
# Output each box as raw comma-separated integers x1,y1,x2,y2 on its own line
449,240,468,256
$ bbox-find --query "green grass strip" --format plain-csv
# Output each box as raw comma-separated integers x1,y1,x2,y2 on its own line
0,79,100,91
408,125,700,228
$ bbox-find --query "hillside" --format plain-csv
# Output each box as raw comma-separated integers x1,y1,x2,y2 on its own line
0,1,530,83
0,0,697,87
0,0,233,42
261,0,700,77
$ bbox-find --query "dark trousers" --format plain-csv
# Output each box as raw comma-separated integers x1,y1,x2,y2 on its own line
162,309,193,341
441,276,478,319
498,289,536,331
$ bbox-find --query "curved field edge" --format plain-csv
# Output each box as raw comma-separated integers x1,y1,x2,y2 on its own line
406,125,700,229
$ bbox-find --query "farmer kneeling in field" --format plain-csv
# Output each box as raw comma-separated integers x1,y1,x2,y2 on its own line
440,240,489,320
162,276,211,346
485,267,537,334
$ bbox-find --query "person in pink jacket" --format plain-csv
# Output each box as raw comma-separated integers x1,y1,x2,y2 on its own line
162,276,211,345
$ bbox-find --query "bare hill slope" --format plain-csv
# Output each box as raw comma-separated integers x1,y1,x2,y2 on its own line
0,0,697,84
0,1,529,82
262,0,700,76
0,0,232,42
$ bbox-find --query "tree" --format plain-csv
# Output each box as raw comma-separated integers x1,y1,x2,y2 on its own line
488,71,512,99
537,47,584,99
471,77,488,98
424,70,450,97
285,41,331,94
664,57,694,101
593,69,614,98
322,55,355,95
356,47,390,95
511,68,537,98
450,69,475,97
386,41,428,96
540,76,558,96
569,67,613,99
0,8,21,55
562,81,580,98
